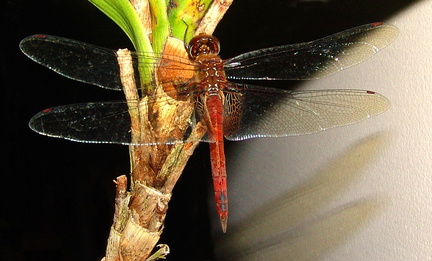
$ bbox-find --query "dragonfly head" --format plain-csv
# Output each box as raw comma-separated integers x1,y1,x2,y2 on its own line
188,34,220,59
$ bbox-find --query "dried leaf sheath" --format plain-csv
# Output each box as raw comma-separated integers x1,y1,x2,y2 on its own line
196,0,233,35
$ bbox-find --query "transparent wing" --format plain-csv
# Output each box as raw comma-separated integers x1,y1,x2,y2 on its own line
29,98,209,145
223,85,390,141
224,23,398,80
19,34,198,90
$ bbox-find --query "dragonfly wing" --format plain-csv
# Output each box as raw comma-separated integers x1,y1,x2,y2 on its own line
20,35,199,91
29,99,206,145
224,23,398,81
223,84,390,141
20,35,126,90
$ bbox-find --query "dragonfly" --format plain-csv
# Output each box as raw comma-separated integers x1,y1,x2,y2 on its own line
20,22,398,232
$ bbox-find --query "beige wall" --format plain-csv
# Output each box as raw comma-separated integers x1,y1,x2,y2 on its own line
213,0,432,260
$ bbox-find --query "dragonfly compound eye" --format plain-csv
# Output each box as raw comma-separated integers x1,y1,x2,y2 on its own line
188,34,221,59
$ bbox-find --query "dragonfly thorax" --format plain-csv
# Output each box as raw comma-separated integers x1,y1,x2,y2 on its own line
195,55,227,95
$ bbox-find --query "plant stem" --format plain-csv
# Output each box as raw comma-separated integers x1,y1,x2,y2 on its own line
94,0,234,259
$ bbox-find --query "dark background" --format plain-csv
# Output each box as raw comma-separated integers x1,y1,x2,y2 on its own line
1,0,418,260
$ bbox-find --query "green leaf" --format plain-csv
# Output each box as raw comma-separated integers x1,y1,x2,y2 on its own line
149,0,170,54
167,0,213,42
89,0,152,53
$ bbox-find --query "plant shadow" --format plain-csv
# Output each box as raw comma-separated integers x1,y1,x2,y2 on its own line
214,133,390,260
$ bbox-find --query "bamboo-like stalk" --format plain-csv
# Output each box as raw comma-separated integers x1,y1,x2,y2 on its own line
97,0,233,260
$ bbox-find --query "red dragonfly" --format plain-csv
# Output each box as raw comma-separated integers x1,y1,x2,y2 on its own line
20,22,397,232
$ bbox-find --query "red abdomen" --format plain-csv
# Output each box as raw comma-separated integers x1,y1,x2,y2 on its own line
206,94,228,233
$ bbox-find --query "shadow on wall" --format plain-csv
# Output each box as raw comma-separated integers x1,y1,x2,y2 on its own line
215,133,390,260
